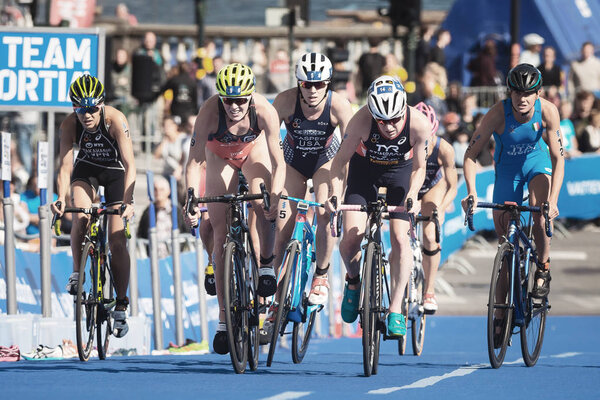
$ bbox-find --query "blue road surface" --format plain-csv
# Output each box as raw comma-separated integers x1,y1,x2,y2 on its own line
2,316,599,400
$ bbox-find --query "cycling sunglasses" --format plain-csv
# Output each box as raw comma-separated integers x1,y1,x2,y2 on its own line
375,116,403,125
298,80,329,90
74,106,101,115
220,96,250,106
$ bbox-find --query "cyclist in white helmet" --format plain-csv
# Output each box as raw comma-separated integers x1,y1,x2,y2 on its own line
261,52,353,343
327,75,432,337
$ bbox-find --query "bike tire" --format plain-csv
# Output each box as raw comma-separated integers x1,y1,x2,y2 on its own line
292,294,316,364
371,246,382,375
398,287,407,356
223,241,249,374
96,259,114,360
266,241,297,367
247,243,260,371
520,255,548,366
76,241,97,362
487,242,514,369
411,267,426,356
361,242,377,377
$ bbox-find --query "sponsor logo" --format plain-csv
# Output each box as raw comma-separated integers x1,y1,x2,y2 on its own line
85,142,93,148
376,85,393,94
226,86,241,96
545,167,552,173
306,71,322,80
95,134,102,141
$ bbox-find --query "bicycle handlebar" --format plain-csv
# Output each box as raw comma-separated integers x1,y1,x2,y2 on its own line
52,201,129,237
329,201,411,238
280,194,324,208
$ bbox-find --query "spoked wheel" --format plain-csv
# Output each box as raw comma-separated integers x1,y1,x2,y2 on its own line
223,241,249,374
267,241,297,367
291,294,317,364
520,256,548,366
76,241,98,362
487,242,514,369
96,262,114,360
411,269,426,356
361,242,379,377
247,247,260,371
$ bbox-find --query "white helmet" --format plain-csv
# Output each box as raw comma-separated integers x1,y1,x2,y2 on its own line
295,52,333,82
367,75,407,120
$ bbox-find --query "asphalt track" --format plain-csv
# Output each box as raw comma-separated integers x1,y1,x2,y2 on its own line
2,316,598,400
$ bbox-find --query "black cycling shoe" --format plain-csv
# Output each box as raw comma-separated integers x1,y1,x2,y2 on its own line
257,266,277,297
532,267,551,299
204,264,216,296
213,331,229,355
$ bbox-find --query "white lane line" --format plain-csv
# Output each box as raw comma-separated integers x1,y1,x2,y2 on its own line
369,352,581,395
465,250,587,260
259,392,312,400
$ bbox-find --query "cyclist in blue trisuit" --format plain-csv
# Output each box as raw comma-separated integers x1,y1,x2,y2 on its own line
461,64,564,307
414,103,458,314
51,74,136,338
327,76,433,337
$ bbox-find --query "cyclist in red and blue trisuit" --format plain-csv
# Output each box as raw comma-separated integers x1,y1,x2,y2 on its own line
461,64,564,303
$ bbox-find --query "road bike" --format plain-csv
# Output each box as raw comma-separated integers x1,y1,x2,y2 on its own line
266,194,324,366
331,196,411,376
465,196,552,368
53,202,130,361
186,181,269,374
398,210,440,357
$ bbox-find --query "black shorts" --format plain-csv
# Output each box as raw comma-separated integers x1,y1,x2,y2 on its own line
344,154,412,220
71,161,125,205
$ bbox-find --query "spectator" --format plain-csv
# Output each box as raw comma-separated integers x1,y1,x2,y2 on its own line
579,110,600,153
12,111,38,175
0,177,30,245
267,49,290,93
468,39,499,86
251,42,268,92
572,90,596,138
445,81,463,114
137,175,184,259
429,29,451,69
197,55,223,106
558,100,581,158
416,25,436,73
357,38,386,99
417,69,448,136
538,46,563,89
162,62,198,122
136,31,163,67
452,130,469,168
115,3,138,26
461,94,478,133
20,175,57,236
442,112,463,142
568,42,600,96
109,48,133,116
153,116,187,180
384,53,408,83
542,85,561,109
519,33,544,67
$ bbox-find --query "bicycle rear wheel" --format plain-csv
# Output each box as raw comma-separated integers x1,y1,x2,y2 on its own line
411,267,426,356
223,241,249,374
520,255,548,366
487,242,514,369
398,286,407,356
292,293,316,364
361,242,378,377
96,259,114,360
76,241,98,362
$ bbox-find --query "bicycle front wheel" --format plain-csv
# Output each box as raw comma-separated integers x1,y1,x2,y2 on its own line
96,259,114,360
520,255,548,366
76,241,98,362
247,246,260,371
291,293,316,364
411,268,426,356
487,242,514,369
267,241,297,367
361,242,379,377
223,241,249,374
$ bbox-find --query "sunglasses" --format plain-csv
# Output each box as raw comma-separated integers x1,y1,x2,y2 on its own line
299,81,329,90
375,116,403,125
221,96,250,106
74,106,100,115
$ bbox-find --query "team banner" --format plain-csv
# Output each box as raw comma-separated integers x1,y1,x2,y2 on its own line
0,27,104,111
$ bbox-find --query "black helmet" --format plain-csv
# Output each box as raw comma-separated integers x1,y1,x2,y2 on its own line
69,74,105,107
506,64,543,93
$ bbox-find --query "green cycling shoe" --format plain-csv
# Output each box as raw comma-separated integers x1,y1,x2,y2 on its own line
387,312,406,337
341,283,361,323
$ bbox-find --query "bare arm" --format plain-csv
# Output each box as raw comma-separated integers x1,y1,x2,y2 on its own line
256,94,286,199
438,138,458,213
51,116,76,215
541,99,565,219
109,107,136,219
331,91,354,139
185,98,213,197
406,109,432,214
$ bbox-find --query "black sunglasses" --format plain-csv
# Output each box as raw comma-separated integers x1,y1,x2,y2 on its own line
375,116,403,125
221,96,250,106
74,106,100,115
299,81,329,90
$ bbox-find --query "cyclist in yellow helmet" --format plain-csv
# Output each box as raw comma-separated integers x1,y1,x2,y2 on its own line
184,63,285,355
51,74,136,338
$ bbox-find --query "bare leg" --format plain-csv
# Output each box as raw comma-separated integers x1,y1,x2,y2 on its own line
388,218,412,314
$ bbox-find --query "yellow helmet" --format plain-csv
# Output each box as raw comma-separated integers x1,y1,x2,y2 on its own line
216,63,255,96
69,74,105,107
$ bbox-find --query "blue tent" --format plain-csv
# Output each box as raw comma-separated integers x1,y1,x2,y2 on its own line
442,0,600,85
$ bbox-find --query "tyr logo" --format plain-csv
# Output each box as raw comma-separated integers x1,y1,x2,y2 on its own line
376,144,399,152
